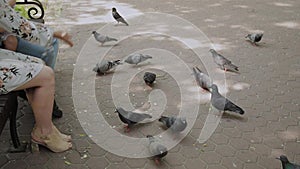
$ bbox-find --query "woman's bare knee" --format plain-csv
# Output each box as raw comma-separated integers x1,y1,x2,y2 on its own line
14,66,55,91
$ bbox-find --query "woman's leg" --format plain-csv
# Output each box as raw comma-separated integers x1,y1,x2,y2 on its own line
14,66,54,134
14,66,71,152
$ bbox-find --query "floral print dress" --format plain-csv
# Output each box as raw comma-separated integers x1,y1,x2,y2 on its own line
0,0,51,94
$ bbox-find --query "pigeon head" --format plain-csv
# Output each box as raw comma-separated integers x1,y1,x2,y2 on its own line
209,49,216,53
210,84,218,92
146,135,153,138
179,117,187,124
92,31,96,34
112,7,117,12
245,34,251,38
276,155,289,163
115,107,124,113
146,135,155,143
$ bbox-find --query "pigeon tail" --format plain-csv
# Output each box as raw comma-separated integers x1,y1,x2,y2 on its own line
225,63,239,72
158,116,168,122
192,67,199,75
123,20,129,26
108,37,118,41
144,55,153,59
112,60,122,65
143,114,152,119
230,104,245,115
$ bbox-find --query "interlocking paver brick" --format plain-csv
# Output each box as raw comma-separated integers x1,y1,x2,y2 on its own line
222,128,242,138
66,150,89,164
180,146,200,159
210,133,229,145
207,165,227,169
105,152,124,163
251,144,271,156
221,157,244,169
199,152,222,164
0,155,8,167
86,157,109,169
106,162,131,169
244,163,265,169
87,143,107,157
263,136,285,149
46,158,69,169
184,158,206,169
236,150,258,163
24,152,49,166
230,138,250,150
165,153,185,166
215,144,236,157
2,160,28,169
258,156,281,169
125,158,148,168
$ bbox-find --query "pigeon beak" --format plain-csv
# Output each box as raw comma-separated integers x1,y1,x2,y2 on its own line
275,157,280,160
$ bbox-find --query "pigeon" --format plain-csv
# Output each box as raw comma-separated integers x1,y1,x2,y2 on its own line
245,33,263,45
276,155,300,169
158,116,187,133
210,84,245,115
92,31,118,45
125,53,152,65
93,59,122,74
115,107,152,132
146,135,168,165
192,66,212,91
112,7,129,26
143,72,156,85
209,49,239,72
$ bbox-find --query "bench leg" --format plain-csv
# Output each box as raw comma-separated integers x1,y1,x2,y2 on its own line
8,94,27,153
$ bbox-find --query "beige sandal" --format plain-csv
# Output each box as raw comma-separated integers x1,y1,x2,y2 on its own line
52,125,72,142
31,126,72,153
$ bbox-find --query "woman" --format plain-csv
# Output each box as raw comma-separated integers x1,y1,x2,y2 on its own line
0,0,72,152
0,0,74,118
0,49,72,152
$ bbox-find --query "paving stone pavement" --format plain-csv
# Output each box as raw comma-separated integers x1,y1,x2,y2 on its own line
0,0,300,169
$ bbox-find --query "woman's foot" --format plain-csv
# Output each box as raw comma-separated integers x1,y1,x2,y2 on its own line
31,126,72,153
52,125,72,142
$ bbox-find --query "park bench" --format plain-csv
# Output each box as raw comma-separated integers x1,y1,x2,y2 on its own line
0,0,45,153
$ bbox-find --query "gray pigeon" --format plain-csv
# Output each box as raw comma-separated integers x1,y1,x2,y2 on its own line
112,7,129,26
158,116,187,133
115,107,152,132
276,155,300,169
209,49,239,72
125,53,152,65
192,66,212,91
93,59,122,74
210,84,245,115
245,33,263,45
92,31,118,45
146,135,168,165
143,72,156,85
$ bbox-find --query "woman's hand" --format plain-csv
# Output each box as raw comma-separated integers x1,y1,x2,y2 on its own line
53,31,74,47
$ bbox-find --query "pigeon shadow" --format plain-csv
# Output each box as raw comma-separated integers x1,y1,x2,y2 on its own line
95,71,115,76
221,112,247,122
245,40,267,48
100,43,120,47
114,24,129,27
131,62,153,68
221,68,241,75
